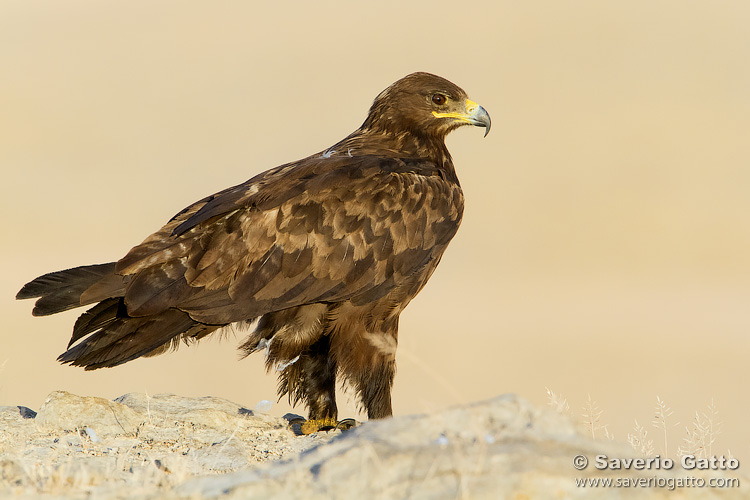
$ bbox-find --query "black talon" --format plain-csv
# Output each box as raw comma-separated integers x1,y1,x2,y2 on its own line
335,418,357,431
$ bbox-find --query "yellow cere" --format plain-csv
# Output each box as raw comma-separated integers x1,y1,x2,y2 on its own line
432,99,479,123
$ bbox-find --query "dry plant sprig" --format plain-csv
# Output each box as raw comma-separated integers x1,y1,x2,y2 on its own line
652,396,679,456
545,387,569,414
627,419,654,457
677,399,720,459
544,389,725,461
545,389,614,440
581,395,606,440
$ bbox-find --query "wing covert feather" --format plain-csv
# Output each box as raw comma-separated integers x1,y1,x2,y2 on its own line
115,156,463,324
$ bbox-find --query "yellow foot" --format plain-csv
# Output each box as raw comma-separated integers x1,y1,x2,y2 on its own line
301,417,337,435
289,417,359,435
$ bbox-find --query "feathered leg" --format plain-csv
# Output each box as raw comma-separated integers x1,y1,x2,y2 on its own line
277,335,338,420
300,337,338,421
330,324,398,419
353,360,395,419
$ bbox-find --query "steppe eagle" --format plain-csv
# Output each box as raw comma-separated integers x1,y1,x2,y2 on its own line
17,72,490,422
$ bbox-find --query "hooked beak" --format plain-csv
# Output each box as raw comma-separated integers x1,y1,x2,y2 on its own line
432,99,491,137
466,100,491,137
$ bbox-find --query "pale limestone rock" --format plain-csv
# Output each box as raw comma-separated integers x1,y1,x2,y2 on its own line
35,391,141,436
177,395,747,500
1,392,746,500
114,392,282,431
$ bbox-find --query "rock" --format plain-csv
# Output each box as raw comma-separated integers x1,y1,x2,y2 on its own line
114,392,282,431
191,437,252,472
112,392,324,469
0,406,38,444
0,458,30,488
0,406,36,420
177,395,748,500
1,392,747,499
35,391,141,436
0,391,339,499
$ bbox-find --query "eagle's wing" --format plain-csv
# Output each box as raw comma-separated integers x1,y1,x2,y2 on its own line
113,155,463,325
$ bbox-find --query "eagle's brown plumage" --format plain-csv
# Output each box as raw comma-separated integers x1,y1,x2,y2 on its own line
17,72,490,420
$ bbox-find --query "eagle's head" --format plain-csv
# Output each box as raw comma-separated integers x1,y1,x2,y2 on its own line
363,72,491,140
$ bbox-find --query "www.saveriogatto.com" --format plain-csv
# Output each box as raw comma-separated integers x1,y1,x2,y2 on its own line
572,454,741,490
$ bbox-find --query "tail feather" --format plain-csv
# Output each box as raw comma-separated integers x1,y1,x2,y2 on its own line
19,262,224,370
16,263,119,316
59,300,220,370
69,297,124,348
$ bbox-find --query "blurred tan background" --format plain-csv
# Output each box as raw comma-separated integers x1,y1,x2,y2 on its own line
2,1,748,458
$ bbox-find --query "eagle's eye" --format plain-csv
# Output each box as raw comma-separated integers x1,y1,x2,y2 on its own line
431,94,447,106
